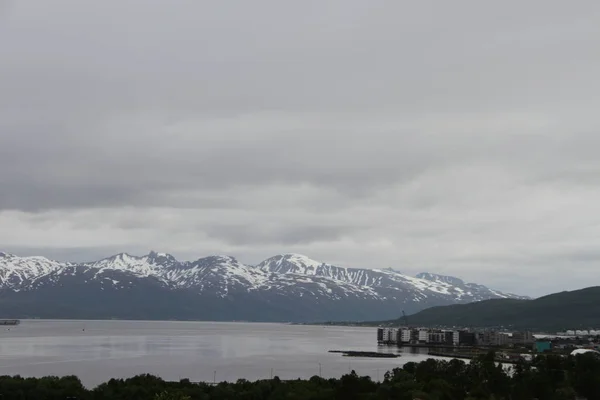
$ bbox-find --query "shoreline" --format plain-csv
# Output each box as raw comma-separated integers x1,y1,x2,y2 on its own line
427,351,524,364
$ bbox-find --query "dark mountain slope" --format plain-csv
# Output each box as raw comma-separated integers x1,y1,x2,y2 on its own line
401,286,600,331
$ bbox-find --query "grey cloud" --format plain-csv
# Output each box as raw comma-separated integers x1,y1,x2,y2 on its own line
3,111,595,212
0,246,137,264
204,223,360,246
1,0,600,296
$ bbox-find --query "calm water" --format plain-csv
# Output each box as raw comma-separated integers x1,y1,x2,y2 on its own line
0,320,437,387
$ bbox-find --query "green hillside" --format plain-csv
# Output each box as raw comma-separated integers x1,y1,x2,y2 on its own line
398,286,600,331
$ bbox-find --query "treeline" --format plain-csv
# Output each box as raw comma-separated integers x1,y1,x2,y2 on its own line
1,352,599,399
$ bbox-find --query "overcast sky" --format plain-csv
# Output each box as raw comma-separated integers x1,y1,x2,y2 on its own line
1,1,599,297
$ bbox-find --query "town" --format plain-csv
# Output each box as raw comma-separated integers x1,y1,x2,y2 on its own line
377,326,600,362
378,326,533,347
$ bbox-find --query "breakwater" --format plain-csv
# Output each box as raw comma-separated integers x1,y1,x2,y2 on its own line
329,350,400,358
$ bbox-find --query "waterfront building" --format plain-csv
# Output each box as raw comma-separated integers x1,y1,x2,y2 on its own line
389,328,398,344
418,329,428,343
456,331,477,346
400,329,412,344
382,328,390,343
481,331,510,346
428,331,444,344
511,331,534,345
378,327,532,348
378,327,400,344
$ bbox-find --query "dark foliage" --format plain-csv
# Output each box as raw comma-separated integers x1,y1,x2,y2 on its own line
0,352,599,399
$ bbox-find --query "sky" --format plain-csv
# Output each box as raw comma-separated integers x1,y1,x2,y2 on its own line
1,1,599,297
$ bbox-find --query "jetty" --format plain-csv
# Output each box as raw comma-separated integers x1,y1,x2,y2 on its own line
329,350,400,358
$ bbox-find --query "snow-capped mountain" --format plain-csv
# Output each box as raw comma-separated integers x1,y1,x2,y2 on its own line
0,251,527,322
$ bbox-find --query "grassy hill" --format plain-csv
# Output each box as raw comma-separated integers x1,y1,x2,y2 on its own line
395,286,600,331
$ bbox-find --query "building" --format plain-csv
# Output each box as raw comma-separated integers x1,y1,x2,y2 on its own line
496,333,510,346
390,328,398,344
512,331,534,345
382,328,390,343
378,327,401,344
444,331,454,345
428,331,445,344
453,330,477,346
426,330,454,345
418,329,428,343
534,341,552,353
379,327,525,348
400,329,412,344
457,331,477,346
481,331,510,346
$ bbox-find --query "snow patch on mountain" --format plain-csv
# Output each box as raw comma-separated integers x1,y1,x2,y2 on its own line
88,253,161,277
258,253,326,275
0,252,66,289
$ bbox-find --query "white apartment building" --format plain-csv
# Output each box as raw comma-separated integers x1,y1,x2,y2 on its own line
400,329,412,343
453,331,460,345
418,329,428,343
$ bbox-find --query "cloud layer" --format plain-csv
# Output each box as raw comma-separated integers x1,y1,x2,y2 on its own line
1,0,600,296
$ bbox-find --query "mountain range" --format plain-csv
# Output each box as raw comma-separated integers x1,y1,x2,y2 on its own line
0,251,527,322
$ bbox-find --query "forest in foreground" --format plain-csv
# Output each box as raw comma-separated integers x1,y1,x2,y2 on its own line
0,352,599,400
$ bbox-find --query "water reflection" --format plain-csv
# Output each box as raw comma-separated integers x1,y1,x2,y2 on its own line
400,346,434,355
0,320,446,387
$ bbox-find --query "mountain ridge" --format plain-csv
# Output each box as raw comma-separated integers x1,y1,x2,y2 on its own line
0,251,527,322
391,286,600,331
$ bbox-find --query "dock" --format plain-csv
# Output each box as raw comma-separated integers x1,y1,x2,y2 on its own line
329,350,400,358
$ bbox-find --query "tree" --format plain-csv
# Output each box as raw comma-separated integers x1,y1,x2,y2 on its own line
154,392,191,400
